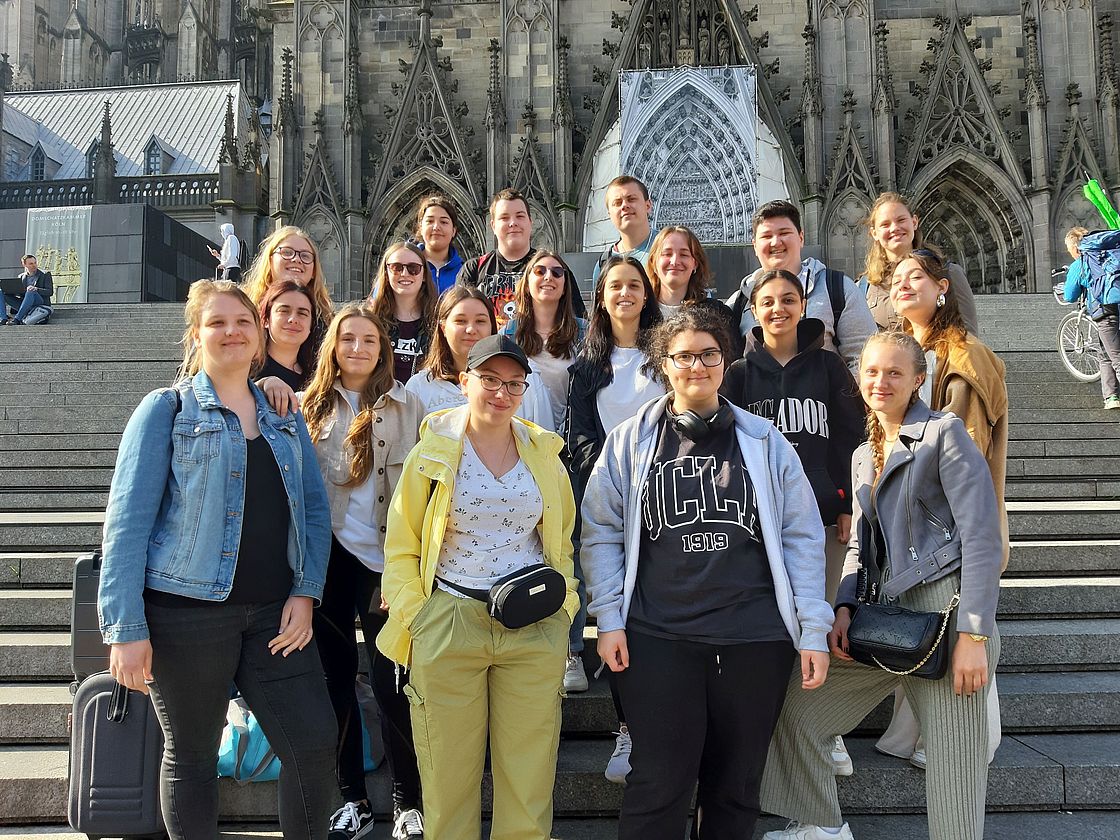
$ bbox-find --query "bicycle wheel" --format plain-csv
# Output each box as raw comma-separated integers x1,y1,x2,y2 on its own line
1057,312,1103,382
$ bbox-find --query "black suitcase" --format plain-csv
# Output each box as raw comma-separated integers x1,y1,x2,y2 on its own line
72,551,110,682
68,672,166,838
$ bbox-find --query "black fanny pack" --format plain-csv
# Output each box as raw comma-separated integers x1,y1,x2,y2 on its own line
440,563,566,629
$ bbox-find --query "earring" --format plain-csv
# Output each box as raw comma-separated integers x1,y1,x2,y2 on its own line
936,293,946,308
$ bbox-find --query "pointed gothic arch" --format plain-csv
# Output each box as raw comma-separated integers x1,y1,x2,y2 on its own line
823,189,871,281
365,166,487,281
572,0,802,241
510,127,562,251
910,149,1033,294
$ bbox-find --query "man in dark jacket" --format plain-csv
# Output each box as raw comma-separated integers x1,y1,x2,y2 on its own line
3,255,54,325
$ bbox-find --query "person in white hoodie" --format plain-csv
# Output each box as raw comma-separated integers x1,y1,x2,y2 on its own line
580,305,833,840
207,223,243,282
728,201,875,376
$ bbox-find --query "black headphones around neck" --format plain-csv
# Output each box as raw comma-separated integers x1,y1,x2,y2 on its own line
670,402,735,442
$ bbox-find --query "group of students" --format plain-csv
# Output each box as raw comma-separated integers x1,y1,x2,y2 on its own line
97,178,1009,840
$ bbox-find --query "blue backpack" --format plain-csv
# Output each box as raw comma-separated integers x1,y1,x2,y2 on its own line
1076,230,1120,318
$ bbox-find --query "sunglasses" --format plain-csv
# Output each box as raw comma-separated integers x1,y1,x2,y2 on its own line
531,265,566,280
387,262,424,277
910,248,943,264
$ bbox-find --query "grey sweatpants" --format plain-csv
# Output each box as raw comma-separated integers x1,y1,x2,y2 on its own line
760,574,1000,840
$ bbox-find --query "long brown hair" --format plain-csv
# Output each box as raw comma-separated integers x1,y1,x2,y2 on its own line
242,225,334,326
897,248,967,357
862,331,926,476
646,226,712,304
512,250,580,358
368,241,438,335
177,280,265,381
258,279,317,376
302,304,396,487
863,192,926,290
420,285,497,383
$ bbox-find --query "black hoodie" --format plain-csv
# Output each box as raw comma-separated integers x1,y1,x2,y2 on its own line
720,318,865,524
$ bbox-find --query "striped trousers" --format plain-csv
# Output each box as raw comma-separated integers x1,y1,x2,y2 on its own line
760,574,1001,840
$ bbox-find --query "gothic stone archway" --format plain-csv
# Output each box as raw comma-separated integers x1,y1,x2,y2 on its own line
911,155,1032,294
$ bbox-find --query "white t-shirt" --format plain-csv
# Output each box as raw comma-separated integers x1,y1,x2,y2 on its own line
529,350,576,432
436,438,545,594
333,389,384,571
596,347,666,435
404,369,556,431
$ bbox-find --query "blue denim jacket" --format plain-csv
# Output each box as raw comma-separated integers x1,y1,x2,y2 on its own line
98,371,332,644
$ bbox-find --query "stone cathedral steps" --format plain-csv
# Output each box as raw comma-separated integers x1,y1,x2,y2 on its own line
0,297,1118,836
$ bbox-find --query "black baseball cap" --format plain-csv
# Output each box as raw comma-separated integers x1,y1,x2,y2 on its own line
466,334,532,375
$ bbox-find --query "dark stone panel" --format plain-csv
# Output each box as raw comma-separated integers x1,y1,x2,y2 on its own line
875,0,1020,17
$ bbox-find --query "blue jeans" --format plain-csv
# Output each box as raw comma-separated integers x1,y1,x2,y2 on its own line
3,289,43,322
145,596,338,840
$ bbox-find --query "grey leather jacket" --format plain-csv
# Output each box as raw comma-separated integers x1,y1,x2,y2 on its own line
836,400,1002,638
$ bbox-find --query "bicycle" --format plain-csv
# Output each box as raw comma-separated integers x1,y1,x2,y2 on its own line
1052,268,1103,382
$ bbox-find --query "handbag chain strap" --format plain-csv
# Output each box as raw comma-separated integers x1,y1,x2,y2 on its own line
869,591,961,677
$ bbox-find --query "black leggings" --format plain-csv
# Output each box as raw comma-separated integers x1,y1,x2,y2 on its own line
314,536,421,809
615,631,795,840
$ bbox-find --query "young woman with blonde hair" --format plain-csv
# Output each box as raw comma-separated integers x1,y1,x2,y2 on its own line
99,279,336,839
761,331,1003,840
301,304,426,840
243,225,335,334
862,194,978,335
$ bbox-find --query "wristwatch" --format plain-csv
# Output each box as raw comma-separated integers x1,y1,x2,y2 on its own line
967,633,989,643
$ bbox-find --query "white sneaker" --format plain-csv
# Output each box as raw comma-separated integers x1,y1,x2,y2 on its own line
762,821,855,839
392,807,424,840
909,748,927,770
563,652,589,693
604,728,632,784
831,735,853,776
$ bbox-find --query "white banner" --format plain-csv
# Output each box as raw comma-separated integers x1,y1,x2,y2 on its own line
25,206,93,303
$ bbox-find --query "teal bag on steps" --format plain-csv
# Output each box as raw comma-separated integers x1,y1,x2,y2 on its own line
217,678,384,783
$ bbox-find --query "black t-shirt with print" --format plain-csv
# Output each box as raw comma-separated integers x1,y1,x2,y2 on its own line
456,249,535,330
392,318,423,383
629,416,790,644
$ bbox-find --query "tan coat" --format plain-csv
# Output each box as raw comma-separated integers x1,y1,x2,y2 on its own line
865,262,980,336
932,335,1010,572
311,381,425,542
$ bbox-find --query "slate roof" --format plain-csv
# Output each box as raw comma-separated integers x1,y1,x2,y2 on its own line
3,80,252,179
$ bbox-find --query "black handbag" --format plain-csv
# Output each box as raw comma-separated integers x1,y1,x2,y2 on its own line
845,517,960,680
442,563,567,629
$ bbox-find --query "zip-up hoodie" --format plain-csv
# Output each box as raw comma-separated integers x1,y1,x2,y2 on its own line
722,318,866,525
580,394,835,652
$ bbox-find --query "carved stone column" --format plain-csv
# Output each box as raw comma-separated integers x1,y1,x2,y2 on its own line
484,39,508,201
1098,13,1120,185
871,21,896,192
799,24,825,243
1024,17,1049,190
271,48,299,224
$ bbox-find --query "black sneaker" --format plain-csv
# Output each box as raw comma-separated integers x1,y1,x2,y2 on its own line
392,807,425,840
327,800,375,840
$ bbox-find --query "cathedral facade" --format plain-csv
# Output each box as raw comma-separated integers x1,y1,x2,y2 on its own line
4,0,1119,300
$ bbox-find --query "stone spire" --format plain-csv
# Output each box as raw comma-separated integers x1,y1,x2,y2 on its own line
872,21,894,115
1023,16,1046,108
800,24,822,119
97,99,116,175
484,38,506,131
1098,13,1120,180
554,36,573,128
275,48,297,137
1023,16,1049,188
343,45,363,136
217,92,239,167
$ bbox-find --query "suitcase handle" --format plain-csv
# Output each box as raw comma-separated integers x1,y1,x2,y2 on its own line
107,682,129,723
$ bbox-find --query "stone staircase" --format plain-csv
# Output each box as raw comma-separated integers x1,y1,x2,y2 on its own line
0,296,1117,838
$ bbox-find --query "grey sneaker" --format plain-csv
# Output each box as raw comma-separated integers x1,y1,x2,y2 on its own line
563,652,589,693
392,807,424,840
831,735,853,776
909,748,927,770
604,728,632,784
1104,396,1120,410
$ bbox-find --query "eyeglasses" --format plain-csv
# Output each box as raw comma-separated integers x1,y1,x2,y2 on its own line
387,261,424,277
531,265,566,280
666,350,723,369
468,371,530,396
276,246,315,265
